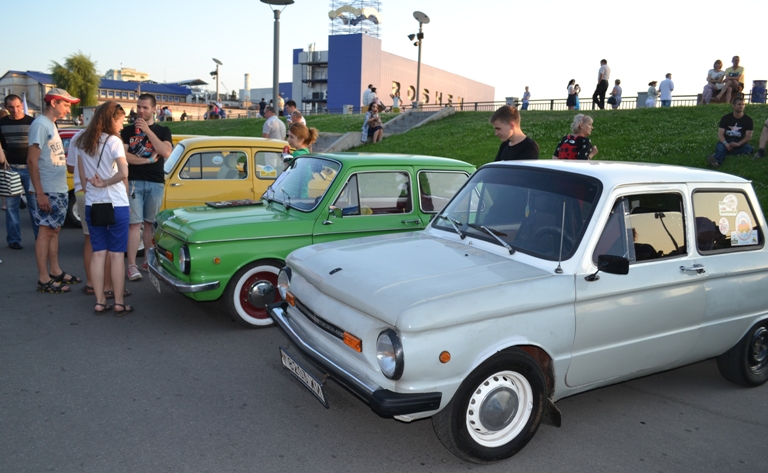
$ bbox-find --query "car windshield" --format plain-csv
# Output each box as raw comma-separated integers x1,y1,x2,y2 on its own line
164,143,185,175
434,166,602,260
263,157,341,211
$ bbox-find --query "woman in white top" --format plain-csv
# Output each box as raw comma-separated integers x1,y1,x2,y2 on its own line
645,81,658,108
75,101,132,315
566,79,577,110
702,59,726,104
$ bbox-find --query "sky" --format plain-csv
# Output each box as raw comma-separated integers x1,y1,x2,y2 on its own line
2,0,765,103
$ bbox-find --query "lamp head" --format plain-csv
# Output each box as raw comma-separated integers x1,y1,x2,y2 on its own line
408,33,416,41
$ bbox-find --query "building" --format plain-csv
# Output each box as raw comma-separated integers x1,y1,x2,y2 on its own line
103,67,149,82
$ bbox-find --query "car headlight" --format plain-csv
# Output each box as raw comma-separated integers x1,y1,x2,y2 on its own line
277,267,292,300
178,245,190,275
377,329,404,380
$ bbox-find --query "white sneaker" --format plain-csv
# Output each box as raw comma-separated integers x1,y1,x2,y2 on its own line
127,264,142,281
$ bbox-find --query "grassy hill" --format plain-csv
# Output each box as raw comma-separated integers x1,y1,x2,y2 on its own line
164,105,768,206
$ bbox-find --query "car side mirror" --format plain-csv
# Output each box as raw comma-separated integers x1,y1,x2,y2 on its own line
586,254,629,281
322,206,343,225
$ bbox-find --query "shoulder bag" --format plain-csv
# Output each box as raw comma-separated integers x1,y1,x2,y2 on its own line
0,162,23,197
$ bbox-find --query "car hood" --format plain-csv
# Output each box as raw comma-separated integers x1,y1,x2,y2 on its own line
288,232,572,330
157,203,312,242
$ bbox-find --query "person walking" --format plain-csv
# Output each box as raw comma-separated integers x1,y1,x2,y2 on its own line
659,73,674,107
0,94,37,250
28,88,82,294
75,101,132,314
592,59,611,110
566,80,577,110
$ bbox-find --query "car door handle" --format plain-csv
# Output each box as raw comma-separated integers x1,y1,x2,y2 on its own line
170,183,183,187
401,219,421,225
679,264,705,274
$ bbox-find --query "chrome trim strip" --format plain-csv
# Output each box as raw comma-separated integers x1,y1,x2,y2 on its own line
147,248,220,293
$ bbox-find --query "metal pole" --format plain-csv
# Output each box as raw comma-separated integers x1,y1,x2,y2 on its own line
216,64,220,103
414,22,423,109
272,9,281,110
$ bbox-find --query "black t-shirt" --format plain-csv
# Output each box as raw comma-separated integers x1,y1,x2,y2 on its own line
719,113,753,144
494,136,540,161
0,115,35,165
554,134,592,160
121,123,172,183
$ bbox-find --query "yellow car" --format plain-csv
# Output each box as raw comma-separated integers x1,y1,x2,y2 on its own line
161,136,290,210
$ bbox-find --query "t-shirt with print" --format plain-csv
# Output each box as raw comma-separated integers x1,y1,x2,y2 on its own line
494,137,539,161
0,115,35,165
719,113,753,144
80,134,129,207
724,66,745,85
28,115,67,194
121,123,172,183
554,134,593,160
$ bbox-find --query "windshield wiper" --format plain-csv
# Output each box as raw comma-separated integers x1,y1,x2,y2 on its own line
438,215,465,239
480,225,515,254
280,188,293,210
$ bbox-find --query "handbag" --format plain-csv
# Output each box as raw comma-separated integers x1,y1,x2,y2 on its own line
0,163,23,197
88,141,115,226
607,95,617,105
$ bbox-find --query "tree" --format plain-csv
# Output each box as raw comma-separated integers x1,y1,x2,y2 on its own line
50,51,100,115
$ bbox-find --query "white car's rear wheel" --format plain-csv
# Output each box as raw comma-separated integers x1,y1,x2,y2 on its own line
717,321,768,387
432,349,546,463
225,260,283,328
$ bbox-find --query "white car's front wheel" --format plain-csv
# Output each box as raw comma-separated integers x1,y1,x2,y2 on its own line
432,349,546,463
225,260,283,328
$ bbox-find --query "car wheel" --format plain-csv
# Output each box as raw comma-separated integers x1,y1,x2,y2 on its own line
432,349,546,463
225,259,284,328
717,320,768,387
66,191,82,228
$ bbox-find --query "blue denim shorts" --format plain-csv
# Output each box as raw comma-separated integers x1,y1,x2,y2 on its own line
87,206,130,252
129,180,164,224
33,193,68,229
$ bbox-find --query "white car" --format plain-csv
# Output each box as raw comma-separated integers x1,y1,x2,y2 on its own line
267,160,768,463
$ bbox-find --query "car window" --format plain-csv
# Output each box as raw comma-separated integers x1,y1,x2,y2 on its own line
418,171,469,213
179,150,248,180
255,151,284,180
593,193,686,265
692,191,763,252
437,166,600,260
332,172,412,215
164,144,185,174
267,157,341,211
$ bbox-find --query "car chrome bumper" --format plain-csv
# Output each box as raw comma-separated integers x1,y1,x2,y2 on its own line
147,247,220,293
268,302,442,417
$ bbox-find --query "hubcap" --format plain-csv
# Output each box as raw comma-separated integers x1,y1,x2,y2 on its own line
465,370,533,447
247,281,276,309
238,270,279,319
748,326,768,375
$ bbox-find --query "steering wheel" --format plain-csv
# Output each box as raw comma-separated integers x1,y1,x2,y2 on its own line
532,226,574,253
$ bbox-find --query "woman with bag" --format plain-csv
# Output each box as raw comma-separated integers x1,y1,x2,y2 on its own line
646,81,658,108
608,79,622,109
75,101,133,315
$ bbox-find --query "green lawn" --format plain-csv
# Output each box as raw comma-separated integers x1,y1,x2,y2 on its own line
163,105,768,207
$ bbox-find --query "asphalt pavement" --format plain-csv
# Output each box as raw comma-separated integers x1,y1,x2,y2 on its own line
1,212,767,473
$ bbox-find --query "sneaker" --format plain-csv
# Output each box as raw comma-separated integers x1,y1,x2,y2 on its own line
127,264,142,281
753,149,766,160
141,261,149,272
707,154,719,167
8,242,22,250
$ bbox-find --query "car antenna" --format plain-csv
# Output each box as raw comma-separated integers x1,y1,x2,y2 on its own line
555,199,566,274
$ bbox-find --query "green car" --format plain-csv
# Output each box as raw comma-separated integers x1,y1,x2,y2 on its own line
147,153,475,327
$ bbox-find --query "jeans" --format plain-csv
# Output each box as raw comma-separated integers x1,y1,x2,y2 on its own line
521,102,529,110
713,142,754,165
5,166,39,245
661,100,671,107
592,80,609,109
128,180,164,224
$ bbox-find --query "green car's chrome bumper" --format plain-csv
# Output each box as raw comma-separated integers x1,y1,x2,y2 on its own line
147,247,220,293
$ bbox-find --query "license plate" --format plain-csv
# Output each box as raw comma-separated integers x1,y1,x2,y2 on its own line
148,271,161,294
280,347,328,408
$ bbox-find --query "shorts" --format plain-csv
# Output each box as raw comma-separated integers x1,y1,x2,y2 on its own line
76,191,89,236
129,180,164,224
33,192,68,229
87,205,130,252
368,125,382,136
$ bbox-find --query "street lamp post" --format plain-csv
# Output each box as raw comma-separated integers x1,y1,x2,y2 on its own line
261,0,294,110
212,58,223,102
410,11,430,108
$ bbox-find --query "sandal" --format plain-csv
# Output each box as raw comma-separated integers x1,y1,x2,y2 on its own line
105,289,132,299
94,302,113,313
50,271,82,285
37,279,71,294
113,303,134,316
82,285,95,295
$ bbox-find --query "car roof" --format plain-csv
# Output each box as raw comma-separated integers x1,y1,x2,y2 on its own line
485,160,749,186
311,152,474,168
178,136,288,147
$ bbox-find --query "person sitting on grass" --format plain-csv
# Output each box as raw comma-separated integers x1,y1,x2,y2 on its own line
707,97,753,167
752,118,768,160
